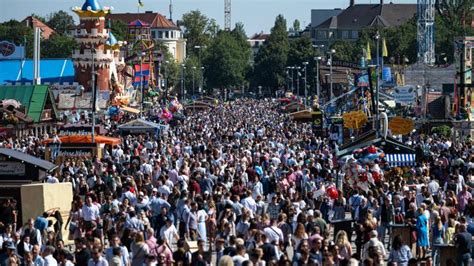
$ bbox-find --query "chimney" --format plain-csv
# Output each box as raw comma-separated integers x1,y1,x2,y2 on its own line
350,0,355,6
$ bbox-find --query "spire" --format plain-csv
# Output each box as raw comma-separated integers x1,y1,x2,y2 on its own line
106,32,118,46
81,0,102,11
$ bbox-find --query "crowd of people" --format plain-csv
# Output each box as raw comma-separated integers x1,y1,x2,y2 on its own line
0,98,473,266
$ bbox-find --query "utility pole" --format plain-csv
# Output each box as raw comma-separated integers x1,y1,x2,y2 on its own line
329,49,336,99
303,61,308,107
91,48,96,143
140,52,145,118
181,64,186,101
315,57,322,104
375,31,380,138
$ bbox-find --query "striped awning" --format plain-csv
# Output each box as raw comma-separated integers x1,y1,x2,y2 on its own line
385,154,416,167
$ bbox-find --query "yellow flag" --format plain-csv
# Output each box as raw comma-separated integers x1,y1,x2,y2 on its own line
138,0,144,7
382,38,388,57
366,42,372,61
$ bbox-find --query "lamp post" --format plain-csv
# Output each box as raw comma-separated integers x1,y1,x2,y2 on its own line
375,31,380,137
286,66,291,91
200,66,205,95
194,45,206,96
192,66,196,99
302,61,308,107
164,60,169,105
91,48,96,143
315,56,322,103
328,49,336,100
181,63,186,101
258,85,262,99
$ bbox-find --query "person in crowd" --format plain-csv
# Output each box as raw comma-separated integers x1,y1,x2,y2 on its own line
388,235,412,266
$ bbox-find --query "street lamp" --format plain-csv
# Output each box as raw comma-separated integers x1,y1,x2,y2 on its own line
315,56,322,103
91,48,96,143
192,66,196,99
164,60,169,105
181,63,186,101
200,66,205,94
302,62,309,107
312,44,325,55
258,85,262,99
328,49,336,100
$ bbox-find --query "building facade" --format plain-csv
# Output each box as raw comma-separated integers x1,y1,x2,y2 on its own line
311,0,416,48
107,12,186,63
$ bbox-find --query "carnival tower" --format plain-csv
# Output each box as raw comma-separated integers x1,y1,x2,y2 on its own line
72,0,114,91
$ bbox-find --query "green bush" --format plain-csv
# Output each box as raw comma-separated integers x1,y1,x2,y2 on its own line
431,125,451,138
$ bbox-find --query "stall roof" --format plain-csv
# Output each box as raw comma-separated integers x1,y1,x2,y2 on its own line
0,148,57,172
44,135,121,145
118,118,163,130
0,85,51,122
336,131,415,157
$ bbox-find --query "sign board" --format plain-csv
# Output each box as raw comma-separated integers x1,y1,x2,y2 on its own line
311,111,324,136
0,41,25,60
0,162,26,176
393,86,416,105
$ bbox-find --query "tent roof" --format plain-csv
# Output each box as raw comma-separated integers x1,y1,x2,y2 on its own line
0,59,74,85
118,118,163,129
337,131,415,157
44,135,121,145
0,148,57,172
0,85,51,122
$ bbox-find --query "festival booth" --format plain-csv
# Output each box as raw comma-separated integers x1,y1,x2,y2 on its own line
118,118,169,137
0,148,59,225
44,135,121,163
282,102,306,113
196,96,218,105
290,108,324,136
184,101,213,112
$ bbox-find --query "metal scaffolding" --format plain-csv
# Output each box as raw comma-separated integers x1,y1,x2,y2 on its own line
417,0,436,65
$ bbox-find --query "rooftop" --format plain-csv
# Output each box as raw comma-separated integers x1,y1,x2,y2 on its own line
107,12,179,30
315,3,416,29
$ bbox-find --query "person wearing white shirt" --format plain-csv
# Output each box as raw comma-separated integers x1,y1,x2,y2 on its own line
42,246,58,266
81,197,100,222
241,194,257,216
88,248,109,266
263,219,284,244
159,218,179,245
232,244,250,266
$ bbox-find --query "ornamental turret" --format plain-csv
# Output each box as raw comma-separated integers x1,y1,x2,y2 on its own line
71,0,114,91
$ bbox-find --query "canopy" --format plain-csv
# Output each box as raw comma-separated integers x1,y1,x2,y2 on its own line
385,153,416,167
44,135,121,145
118,118,168,135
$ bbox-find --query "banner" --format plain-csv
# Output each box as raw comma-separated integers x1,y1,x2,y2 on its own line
393,86,415,105
0,41,25,60
133,63,150,87
343,110,368,129
0,162,26,176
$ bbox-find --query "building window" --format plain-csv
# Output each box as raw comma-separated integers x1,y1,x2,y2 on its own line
165,31,169,39
158,31,163,39
342,30,349,39
130,29,135,35
328,31,334,39
351,30,358,39
318,31,327,40
151,30,157,39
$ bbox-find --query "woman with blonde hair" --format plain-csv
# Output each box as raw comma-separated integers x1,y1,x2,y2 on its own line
335,230,352,261
218,255,234,266
131,232,149,266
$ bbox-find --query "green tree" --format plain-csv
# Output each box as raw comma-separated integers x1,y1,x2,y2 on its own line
46,11,75,35
252,14,289,89
42,34,77,58
287,36,316,94
203,25,251,89
180,10,218,57
290,19,301,32
182,56,204,98
330,40,358,62
109,20,128,42
436,0,474,36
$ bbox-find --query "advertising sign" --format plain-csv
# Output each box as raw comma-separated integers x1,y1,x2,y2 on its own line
393,86,416,105
0,162,26,176
0,41,25,60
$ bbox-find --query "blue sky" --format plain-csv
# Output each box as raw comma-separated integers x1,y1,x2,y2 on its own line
0,0,416,36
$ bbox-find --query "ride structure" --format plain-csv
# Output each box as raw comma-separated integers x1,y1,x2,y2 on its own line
417,0,436,65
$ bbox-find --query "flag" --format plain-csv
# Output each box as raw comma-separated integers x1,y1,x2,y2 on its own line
366,42,372,61
382,38,388,57
133,64,150,87
138,0,144,7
